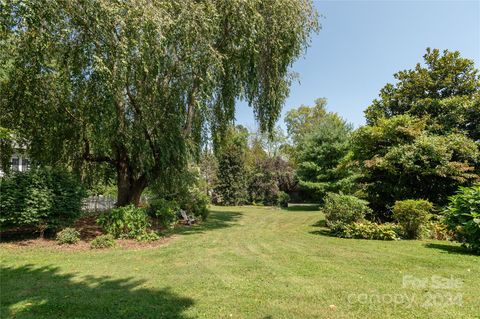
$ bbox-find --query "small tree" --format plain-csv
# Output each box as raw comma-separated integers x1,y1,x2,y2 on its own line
214,126,249,205
295,112,355,201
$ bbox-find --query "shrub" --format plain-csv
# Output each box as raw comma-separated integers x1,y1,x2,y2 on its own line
181,188,209,221
97,205,150,239
338,221,401,240
276,191,290,208
0,168,86,234
90,234,116,249
135,230,161,242
393,199,432,239
148,198,179,229
56,227,80,245
426,221,452,241
322,193,372,232
443,185,480,253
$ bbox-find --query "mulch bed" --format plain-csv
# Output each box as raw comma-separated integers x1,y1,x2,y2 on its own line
0,214,175,251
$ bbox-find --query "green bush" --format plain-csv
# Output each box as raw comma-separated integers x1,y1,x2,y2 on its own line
181,188,209,221
0,168,86,233
276,191,290,208
322,193,372,232
90,234,116,249
135,230,161,242
97,205,150,239
426,221,452,241
148,198,179,229
338,221,401,240
393,199,432,239
443,185,480,253
56,227,80,245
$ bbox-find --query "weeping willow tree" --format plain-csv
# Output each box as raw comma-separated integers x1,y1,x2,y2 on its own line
1,0,318,206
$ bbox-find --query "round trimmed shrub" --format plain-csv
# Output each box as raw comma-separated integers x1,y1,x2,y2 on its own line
56,227,80,245
322,193,372,233
90,234,116,249
393,199,433,239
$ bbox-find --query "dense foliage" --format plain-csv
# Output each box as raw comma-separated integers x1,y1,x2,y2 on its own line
148,199,179,229
352,114,479,215
1,0,318,206
285,98,329,147
90,234,116,249
444,185,480,253
392,199,433,239
0,168,86,233
56,227,81,245
322,193,372,233
338,221,400,240
97,205,152,239
365,48,480,141
248,156,295,205
214,127,249,205
295,112,355,201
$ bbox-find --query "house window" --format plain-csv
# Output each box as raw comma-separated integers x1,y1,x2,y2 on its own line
11,158,20,171
22,158,30,171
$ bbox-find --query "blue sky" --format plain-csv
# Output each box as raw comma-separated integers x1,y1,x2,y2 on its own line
235,0,480,130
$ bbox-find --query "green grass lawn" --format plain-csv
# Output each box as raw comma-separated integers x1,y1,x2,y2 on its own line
1,205,479,319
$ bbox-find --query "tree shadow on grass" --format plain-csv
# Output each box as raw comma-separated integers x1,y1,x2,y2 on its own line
0,265,194,319
424,243,478,256
308,218,337,237
172,210,243,236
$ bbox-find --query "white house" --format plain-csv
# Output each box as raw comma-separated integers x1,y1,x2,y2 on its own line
0,142,30,177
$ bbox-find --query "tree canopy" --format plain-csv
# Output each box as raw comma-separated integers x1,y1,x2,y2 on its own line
355,49,480,216
0,0,318,205
365,48,480,140
295,112,355,201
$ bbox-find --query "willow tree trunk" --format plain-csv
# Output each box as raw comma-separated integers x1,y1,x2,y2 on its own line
116,161,147,207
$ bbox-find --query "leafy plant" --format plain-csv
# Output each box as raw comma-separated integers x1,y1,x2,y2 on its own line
322,193,371,233
135,231,161,242
97,205,150,239
214,126,249,206
56,227,80,245
338,221,401,240
0,168,86,234
90,234,116,249
276,191,290,208
393,199,433,239
425,221,452,241
181,188,210,221
443,185,480,253
148,199,179,229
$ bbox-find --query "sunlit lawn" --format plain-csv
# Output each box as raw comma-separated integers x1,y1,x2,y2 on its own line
1,205,479,318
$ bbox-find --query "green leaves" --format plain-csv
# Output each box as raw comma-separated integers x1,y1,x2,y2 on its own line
365,48,480,140
0,168,86,231
1,0,318,205
443,184,480,253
